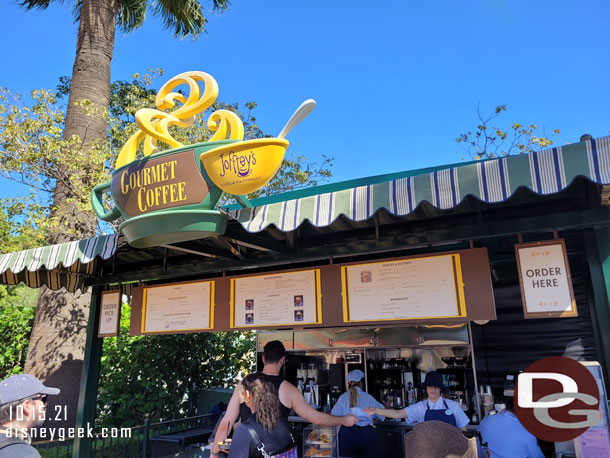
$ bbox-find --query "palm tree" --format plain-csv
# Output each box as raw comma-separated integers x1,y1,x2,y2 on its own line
19,0,230,428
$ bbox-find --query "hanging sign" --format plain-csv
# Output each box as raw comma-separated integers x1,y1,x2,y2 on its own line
141,280,215,333
91,71,311,249
341,254,467,322
515,239,577,318
230,269,322,328
98,290,122,337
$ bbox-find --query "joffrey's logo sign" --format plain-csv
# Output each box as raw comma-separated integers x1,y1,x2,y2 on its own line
91,71,311,248
219,150,257,178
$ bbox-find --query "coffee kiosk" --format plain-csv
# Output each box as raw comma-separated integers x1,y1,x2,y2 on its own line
2,71,610,457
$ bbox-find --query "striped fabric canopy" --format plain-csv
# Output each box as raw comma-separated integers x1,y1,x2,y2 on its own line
230,136,610,233
0,234,119,292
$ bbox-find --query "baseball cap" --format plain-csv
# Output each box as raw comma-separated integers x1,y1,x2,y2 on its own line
0,374,60,406
346,370,365,383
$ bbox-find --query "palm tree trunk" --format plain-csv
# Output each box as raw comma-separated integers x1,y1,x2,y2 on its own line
25,0,120,429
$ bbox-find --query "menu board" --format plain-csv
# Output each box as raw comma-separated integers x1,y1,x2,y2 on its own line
142,281,214,333
515,239,577,318
341,254,466,322
231,270,321,328
98,290,121,337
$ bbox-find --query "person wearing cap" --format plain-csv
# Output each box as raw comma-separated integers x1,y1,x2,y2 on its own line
0,374,60,457
212,341,358,457
365,370,469,430
330,370,385,458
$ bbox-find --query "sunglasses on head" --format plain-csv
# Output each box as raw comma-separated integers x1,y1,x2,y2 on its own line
31,395,48,404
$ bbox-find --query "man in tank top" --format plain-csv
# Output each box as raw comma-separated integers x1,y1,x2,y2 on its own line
212,341,358,456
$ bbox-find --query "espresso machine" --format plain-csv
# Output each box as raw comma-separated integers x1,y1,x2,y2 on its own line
296,364,307,393
303,364,320,408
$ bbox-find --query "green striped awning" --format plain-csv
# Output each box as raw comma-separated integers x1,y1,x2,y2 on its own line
0,234,119,292
230,136,610,232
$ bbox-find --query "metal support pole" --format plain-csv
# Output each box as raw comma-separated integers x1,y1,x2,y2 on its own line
142,415,150,458
72,286,104,458
584,230,610,386
468,322,483,423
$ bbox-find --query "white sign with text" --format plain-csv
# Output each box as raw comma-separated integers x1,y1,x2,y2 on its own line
143,281,213,333
99,290,121,337
342,254,465,322
515,240,577,318
232,270,320,327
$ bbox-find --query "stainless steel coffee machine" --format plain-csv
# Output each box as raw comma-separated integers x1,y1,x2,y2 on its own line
303,363,320,408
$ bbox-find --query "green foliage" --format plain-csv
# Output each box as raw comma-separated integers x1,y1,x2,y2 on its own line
456,105,561,160
96,303,256,428
0,87,113,241
0,195,47,253
0,304,35,380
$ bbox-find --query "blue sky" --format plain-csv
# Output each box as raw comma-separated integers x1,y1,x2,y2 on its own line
1,0,609,198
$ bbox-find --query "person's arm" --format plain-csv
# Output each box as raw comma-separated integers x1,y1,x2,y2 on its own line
448,400,469,431
212,382,242,456
284,382,358,426
372,397,386,421
364,407,407,419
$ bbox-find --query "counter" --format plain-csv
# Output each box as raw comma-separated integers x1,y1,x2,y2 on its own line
288,416,479,458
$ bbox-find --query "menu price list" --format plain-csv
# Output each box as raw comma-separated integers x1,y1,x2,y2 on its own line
143,281,213,333
232,270,320,327
343,255,464,322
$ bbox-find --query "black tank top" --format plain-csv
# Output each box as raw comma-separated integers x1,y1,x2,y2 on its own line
239,374,291,422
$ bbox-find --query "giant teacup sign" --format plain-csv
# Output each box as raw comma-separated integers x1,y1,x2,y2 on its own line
515,239,577,318
91,71,314,248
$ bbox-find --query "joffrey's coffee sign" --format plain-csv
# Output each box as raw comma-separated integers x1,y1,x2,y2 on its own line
92,71,308,248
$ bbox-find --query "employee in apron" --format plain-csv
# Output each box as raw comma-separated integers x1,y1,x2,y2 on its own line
365,371,469,430
330,370,385,458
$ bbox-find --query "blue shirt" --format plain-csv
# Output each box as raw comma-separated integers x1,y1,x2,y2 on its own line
477,410,544,458
403,397,470,428
331,387,385,426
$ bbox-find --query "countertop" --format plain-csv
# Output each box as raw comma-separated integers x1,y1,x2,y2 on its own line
288,416,479,431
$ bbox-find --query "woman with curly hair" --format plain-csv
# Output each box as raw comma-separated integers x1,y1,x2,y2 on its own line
228,373,297,458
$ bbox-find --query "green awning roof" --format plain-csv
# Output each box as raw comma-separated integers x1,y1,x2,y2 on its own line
0,234,119,292
229,136,610,232
1,136,609,292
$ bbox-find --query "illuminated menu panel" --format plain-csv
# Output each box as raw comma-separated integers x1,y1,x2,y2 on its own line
231,270,321,328
142,281,214,333
342,254,466,322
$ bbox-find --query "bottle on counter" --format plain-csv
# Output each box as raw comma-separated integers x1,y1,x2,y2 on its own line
482,385,494,416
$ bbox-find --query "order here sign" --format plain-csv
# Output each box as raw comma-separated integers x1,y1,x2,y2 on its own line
515,239,577,319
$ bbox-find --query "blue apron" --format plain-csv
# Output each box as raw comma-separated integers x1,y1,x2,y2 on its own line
338,424,379,458
424,399,457,427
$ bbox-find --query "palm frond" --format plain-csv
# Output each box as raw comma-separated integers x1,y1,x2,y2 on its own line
71,0,82,24
117,0,148,33
152,0,230,39
19,0,56,10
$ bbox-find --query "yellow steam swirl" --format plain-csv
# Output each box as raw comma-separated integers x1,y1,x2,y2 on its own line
115,71,244,169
